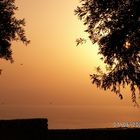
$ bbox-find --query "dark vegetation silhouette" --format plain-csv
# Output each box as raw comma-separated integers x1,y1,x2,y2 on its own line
0,0,30,63
75,0,140,105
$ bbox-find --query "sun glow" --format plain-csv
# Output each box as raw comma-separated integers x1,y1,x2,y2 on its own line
0,0,139,129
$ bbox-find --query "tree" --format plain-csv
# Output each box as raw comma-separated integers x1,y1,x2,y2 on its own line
75,0,140,105
0,0,30,63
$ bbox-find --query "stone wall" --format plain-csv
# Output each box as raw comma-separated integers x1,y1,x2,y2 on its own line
0,118,48,140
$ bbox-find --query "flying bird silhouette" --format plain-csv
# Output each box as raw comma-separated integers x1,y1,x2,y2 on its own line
0,69,2,75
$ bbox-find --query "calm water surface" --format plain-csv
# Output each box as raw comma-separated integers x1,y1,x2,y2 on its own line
0,105,140,129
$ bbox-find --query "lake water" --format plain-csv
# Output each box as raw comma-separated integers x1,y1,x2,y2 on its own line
0,105,140,129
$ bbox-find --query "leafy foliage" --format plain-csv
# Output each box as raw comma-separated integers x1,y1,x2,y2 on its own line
76,38,86,46
75,0,140,105
0,0,30,62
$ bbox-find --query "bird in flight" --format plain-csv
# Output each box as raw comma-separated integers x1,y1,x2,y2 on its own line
0,69,2,75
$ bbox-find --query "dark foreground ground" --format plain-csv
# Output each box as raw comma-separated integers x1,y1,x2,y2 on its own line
48,128,140,140
0,119,140,140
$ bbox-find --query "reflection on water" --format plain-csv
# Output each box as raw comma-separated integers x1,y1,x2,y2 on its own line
0,105,140,129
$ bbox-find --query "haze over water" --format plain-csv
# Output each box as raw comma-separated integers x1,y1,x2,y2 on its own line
0,105,139,129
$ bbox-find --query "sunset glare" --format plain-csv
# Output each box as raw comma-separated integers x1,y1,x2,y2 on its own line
0,0,139,129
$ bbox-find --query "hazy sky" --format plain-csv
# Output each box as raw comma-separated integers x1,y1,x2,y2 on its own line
0,0,139,128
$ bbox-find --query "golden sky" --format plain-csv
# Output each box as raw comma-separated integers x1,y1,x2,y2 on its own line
0,0,139,129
